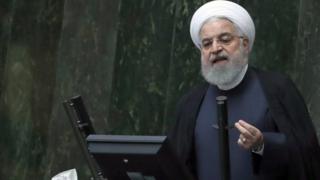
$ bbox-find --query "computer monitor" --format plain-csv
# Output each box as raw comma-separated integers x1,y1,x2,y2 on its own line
87,135,194,180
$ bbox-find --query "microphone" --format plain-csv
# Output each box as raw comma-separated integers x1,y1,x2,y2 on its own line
216,96,230,180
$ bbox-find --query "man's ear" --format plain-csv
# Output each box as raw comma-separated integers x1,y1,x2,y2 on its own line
242,38,250,53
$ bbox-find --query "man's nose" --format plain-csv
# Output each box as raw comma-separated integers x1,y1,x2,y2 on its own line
210,40,223,54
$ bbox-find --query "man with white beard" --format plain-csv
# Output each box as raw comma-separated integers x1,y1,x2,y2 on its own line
200,17,249,90
168,1,320,180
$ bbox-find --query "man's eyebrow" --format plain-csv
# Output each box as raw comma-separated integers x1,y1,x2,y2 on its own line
201,37,212,42
219,32,232,36
201,32,233,41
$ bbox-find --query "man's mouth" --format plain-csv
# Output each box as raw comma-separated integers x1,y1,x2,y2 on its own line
212,55,228,64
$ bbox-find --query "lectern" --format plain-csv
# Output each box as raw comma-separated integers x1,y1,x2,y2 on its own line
87,135,194,180
63,95,193,180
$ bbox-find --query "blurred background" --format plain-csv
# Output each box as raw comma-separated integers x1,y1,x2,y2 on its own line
0,0,319,179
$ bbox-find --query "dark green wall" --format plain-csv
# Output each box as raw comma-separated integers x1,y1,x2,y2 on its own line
0,0,319,179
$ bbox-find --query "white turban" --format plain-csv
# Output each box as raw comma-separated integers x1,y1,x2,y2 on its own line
190,0,255,51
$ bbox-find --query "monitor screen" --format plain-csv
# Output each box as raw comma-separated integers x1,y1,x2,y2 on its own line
87,135,194,180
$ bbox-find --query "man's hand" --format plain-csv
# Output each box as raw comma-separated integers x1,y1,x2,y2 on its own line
235,120,263,150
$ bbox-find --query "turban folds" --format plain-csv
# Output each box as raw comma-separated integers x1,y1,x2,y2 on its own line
190,0,255,51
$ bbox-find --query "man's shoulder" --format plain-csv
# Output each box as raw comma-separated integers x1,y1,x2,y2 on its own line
175,83,209,114
252,67,290,83
179,83,208,102
251,67,293,90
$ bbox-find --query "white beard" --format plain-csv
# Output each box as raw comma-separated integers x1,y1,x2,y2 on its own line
201,45,248,88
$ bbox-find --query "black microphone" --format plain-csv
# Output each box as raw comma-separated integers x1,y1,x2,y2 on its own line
216,96,230,180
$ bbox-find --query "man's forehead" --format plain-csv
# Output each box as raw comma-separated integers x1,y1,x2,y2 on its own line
200,19,236,38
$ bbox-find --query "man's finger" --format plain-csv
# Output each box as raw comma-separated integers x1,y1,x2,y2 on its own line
237,138,250,149
239,134,247,143
238,120,258,136
235,122,252,138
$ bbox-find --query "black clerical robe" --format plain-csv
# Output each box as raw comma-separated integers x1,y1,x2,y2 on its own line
168,67,320,180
